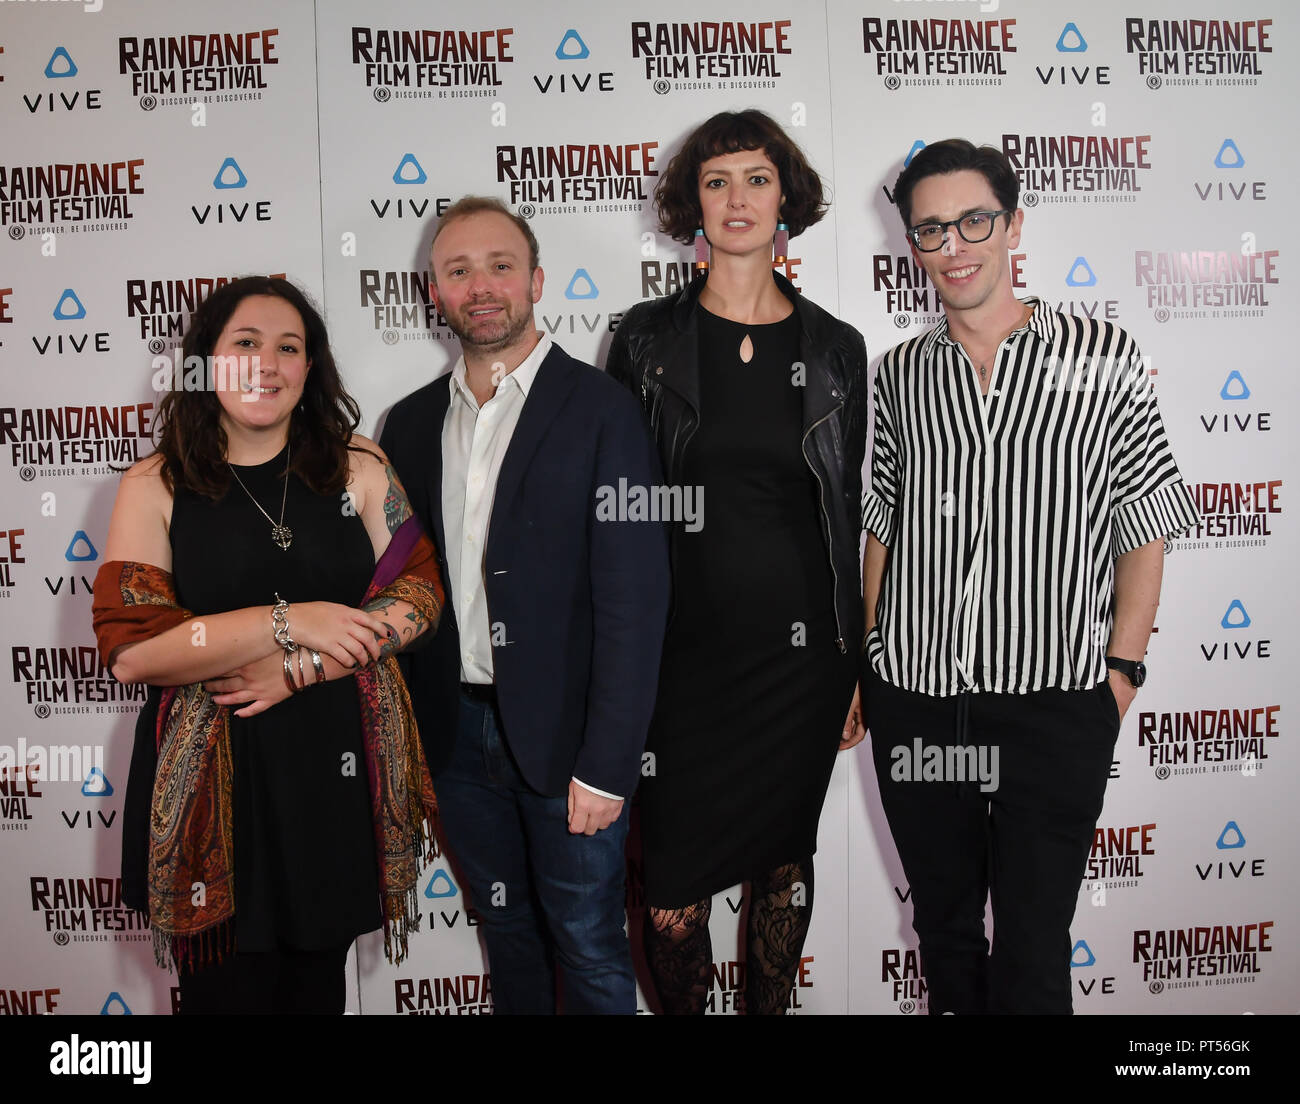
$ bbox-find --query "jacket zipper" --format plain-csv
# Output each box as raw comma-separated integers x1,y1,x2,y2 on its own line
802,404,846,654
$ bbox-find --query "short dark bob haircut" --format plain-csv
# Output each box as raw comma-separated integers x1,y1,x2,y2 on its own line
152,275,361,499
892,138,1019,231
655,109,828,245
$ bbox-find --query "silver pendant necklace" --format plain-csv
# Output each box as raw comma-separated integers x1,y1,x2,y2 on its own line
228,442,293,550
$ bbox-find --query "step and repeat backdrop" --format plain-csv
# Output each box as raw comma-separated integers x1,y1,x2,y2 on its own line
0,0,1295,1015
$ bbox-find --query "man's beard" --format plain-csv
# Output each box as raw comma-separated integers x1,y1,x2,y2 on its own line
447,304,531,353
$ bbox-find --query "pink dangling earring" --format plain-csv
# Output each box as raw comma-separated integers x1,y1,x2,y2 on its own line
694,228,710,275
773,221,789,265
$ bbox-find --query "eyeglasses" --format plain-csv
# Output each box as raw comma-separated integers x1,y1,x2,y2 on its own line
907,210,1013,252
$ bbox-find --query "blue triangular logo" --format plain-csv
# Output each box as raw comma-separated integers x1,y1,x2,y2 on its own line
1216,821,1246,849
1056,23,1088,52
53,288,87,320
564,268,598,300
213,157,247,190
556,29,590,60
100,992,132,1015
1220,599,1250,629
45,47,78,78
904,140,926,168
82,768,113,797
393,153,427,185
1220,370,1250,400
1066,257,1097,287
423,868,457,899
1211,821,1242,847
65,530,98,562
1070,940,1096,968
1214,139,1244,169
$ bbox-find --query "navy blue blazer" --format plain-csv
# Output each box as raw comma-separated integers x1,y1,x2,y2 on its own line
379,342,670,799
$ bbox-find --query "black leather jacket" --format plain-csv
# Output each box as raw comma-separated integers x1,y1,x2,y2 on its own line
606,272,868,654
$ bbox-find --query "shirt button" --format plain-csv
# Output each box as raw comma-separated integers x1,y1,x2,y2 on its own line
466,534,474,544
655,366,663,375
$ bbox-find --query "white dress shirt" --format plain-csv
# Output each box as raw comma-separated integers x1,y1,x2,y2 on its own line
441,333,619,800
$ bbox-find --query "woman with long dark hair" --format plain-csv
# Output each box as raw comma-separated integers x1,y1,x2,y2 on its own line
607,111,868,1014
92,276,443,1013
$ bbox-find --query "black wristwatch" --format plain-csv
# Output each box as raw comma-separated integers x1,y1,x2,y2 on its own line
1106,656,1147,688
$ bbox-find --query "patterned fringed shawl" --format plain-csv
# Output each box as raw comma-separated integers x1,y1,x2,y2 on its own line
91,517,442,970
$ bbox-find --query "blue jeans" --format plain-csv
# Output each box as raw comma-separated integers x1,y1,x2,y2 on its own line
434,690,635,1014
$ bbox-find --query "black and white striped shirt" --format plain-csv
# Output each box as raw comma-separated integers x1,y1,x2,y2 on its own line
863,299,1198,696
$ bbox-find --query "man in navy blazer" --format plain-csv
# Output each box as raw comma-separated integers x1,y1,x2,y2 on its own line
380,196,670,1014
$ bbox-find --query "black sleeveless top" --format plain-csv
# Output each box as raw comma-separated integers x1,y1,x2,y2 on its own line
168,444,381,952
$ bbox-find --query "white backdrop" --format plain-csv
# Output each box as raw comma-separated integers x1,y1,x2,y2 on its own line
0,0,1294,1015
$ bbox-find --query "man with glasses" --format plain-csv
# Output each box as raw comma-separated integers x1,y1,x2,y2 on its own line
861,139,1197,1013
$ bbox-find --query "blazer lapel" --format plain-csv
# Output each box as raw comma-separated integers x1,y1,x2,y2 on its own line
489,346,579,537
424,377,451,558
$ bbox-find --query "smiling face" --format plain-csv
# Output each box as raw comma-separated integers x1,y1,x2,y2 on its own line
907,169,1023,322
430,209,543,359
697,148,785,261
211,294,309,440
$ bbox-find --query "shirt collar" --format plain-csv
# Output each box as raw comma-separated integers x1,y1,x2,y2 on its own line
922,296,1056,360
449,331,552,407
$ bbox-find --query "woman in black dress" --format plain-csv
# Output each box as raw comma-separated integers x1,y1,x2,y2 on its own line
93,276,442,1013
607,111,868,1014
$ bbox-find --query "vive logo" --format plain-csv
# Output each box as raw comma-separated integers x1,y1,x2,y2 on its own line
1214,139,1245,169
564,268,599,300
393,153,427,185
1216,821,1246,849
53,289,87,321
82,768,113,797
44,47,78,78
1220,599,1250,629
1056,23,1088,52
556,29,590,60
100,992,132,1015
1220,370,1250,400
213,157,247,190
1066,257,1097,287
64,531,98,562
424,867,457,898
1070,940,1096,968
904,139,926,168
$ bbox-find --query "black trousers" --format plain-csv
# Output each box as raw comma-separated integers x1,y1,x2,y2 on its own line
177,943,352,1015
868,668,1119,1014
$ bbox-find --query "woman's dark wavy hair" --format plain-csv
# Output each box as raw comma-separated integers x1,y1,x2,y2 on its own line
655,109,828,245
152,275,360,499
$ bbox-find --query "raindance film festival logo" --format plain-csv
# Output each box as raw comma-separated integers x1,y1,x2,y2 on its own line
394,974,492,1015
1003,132,1151,207
1133,920,1272,992
708,956,814,1014
1084,823,1155,891
11,644,147,718
126,273,284,354
862,14,1016,89
118,28,280,108
1125,17,1271,88
873,249,944,329
1135,246,1278,322
1137,699,1278,780
359,267,449,345
350,25,514,100
2,401,154,481
631,19,791,95
881,946,927,1013
496,138,658,218
1,764,43,832
1172,478,1281,551
29,876,149,946
0,159,144,238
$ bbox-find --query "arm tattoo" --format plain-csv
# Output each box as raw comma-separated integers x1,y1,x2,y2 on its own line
383,462,414,536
